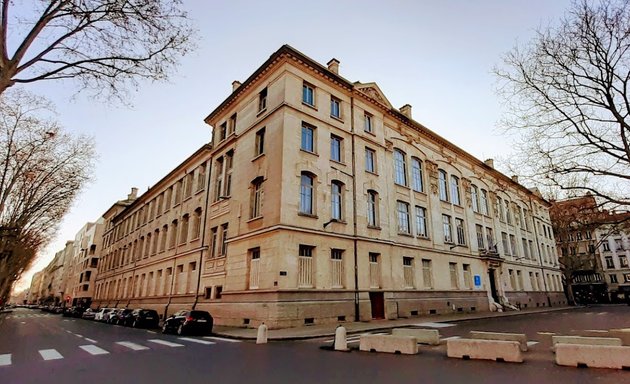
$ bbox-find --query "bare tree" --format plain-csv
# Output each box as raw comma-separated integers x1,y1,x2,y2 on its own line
0,89,95,302
0,0,195,99
496,0,630,210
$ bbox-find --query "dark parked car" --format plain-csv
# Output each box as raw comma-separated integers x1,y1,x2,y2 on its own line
127,309,159,328
161,310,213,335
109,308,133,325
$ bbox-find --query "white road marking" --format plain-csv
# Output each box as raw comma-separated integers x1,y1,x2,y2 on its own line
79,345,109,355
63,320,70,322
0,354,11,366
84,338,97,343
441,336,462,341
66,330,72,333
203,336,241,343
116,341,149,351
146,330,156,334
74,334,83,338
597,312,607,316
148,339,184,348
414,322,456,328
527,341,539,347
20,322,25,324
39,349,63,360
584,329,608,333
178,337,215,345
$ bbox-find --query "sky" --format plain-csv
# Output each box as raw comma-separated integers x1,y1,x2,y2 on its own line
11,0,573,292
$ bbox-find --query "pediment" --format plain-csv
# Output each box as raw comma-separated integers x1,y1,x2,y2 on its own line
354,82,393,109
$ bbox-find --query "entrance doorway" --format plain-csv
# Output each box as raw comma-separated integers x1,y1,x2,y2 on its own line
369,292,385,319
488,269,499,303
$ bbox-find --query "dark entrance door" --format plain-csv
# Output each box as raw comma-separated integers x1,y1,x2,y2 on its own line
369,292,385,319
488,269,499,302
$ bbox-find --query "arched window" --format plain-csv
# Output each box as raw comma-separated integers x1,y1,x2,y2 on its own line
411,157,423,192
192,208,202,240
450,175,460,205
331,181,343,220
300,172,315,215
393,149,407,186
438,169,448,201
367,190,379,227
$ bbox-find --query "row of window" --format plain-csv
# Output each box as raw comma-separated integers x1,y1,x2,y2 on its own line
507,269,562,292
605,254,629,269
100,209,203,273
105,163,207,248
95,261,198,300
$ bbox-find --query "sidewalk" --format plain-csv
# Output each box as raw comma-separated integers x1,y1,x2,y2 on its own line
212,305,576,341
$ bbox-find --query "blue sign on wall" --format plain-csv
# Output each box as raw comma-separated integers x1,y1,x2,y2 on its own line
474,275,481,287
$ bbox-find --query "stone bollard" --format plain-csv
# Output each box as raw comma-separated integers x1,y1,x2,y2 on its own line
334,326,348,351
256,323,268,344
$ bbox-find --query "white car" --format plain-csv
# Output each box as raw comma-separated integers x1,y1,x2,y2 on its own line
94,308,116,322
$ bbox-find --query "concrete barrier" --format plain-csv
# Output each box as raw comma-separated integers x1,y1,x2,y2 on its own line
555,344,630,369
536,332,556,345
334,326,348,351
391,328,440,345
447,338,523,363
552,335,622,351
608,329,630,346
470,331,528,352
256,323,268,344
359,334,418,355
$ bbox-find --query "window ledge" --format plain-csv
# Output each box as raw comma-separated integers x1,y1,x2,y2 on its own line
247,216,263,223
194,188,205,195
299,149,319,157
298,212,318,219
330,115,344,123
416,236,430,240
256,108,267,117
252,153,265,162
398,232,414,238
367,225,381,230
302,102,317,110
330,159,345,166
366,171,379,176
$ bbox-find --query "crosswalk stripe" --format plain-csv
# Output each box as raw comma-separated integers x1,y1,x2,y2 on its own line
84,338,97,343
39,349,63,360
116,341,149,351
80,345,109,355
0,354,11,366
203,336,241,343
74,334,83,338
147,339,184,348
178,337,215,345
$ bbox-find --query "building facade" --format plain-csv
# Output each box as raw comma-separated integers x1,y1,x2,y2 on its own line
44,45,565,328
64,221,104,307
92,146,211,315
192,45,564,328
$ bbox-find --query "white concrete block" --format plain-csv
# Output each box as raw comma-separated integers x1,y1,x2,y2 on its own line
447,338,523,363
470,331,528,352
359,334,418,355
555,344,630,369
334,326,348,351
552,335,622,351
391,328,440,345
608,329,630,346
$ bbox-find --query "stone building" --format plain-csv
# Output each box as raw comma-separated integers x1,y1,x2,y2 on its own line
193,45,564,328
64,221,104,307
92,146,211,315
88,45,564,328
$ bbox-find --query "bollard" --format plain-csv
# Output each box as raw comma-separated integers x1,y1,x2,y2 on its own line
334,326,348,351
256,323,268,344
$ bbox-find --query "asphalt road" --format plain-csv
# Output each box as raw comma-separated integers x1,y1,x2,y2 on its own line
1,306,629,383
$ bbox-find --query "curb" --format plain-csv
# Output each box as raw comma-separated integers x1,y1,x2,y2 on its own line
212,306,579,341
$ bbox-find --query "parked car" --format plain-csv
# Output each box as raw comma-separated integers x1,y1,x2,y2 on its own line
116,309,135,326
81,308,96,320
95,308,115,322
108,308,133,325
161,310,213,335
127,309,159,328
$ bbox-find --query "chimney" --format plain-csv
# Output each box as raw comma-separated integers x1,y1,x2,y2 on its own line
128,187,138,200
400,104,412,119
511,175,519,184
484,159,494,169
232,80,242,92
327,58,340,74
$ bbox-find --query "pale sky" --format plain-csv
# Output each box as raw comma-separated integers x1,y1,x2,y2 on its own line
13,0,572,292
